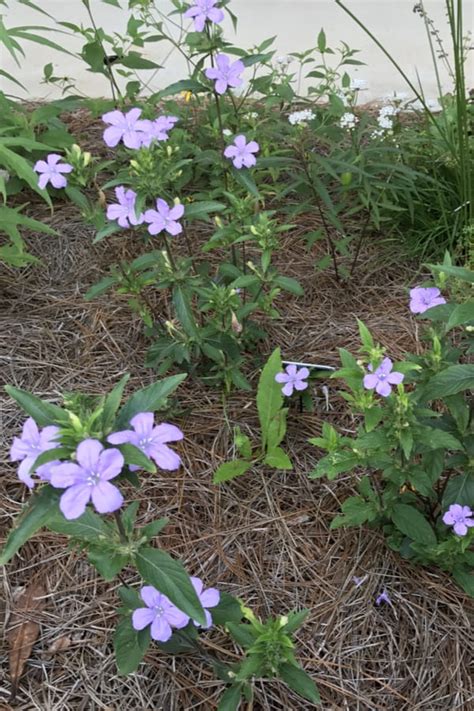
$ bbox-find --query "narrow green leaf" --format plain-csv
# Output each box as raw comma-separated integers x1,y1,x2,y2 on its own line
5,385,68,426
115,374,186,428
213,459,252,484
101,375,130,433
279,662,321,704
118,443,156,473
264,447,292,470
0,486,60,565
257,348,283,451
135,547,206,625
217,685,243,711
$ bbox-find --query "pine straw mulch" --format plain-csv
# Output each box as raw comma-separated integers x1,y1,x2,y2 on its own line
1,197,473,711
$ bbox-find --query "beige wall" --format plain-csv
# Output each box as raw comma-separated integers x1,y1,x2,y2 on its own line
2,0,472,100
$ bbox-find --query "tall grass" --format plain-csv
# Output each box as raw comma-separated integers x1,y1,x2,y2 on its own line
335,0,473,257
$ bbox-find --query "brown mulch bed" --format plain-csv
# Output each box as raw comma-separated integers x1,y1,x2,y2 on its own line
1,188,473,710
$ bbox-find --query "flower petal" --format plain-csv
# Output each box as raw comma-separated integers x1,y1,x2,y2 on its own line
132,607,155,631
148,443,181,471
76,439,103,471
98,448,124,480
151,423,184,444
59,484,91,520
91,480,123,514
50,462,84,488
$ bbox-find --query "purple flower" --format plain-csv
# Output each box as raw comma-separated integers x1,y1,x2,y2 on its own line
10,418,61,489
363,357,404,397
139,115,179,147
205,53,244,95
102,108,147,149
191,577,220,628
108,412,183,471
275,364,309,397
375,589,391,606
352,575,366,588
184,0,224,32
442,504,474,536
50,439,124,520
409,287,446,314
34,154,73,190
132,586,190,642
106,186,144,228
143,198,185,236
224,135,260,169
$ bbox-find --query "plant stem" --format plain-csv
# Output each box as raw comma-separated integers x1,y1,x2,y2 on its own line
83,0,122,102
163,234,178,271
114,511,128,544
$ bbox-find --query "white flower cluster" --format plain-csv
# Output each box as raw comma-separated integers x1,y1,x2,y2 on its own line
339,112,358,130
377,104,399,129
288,109,315,126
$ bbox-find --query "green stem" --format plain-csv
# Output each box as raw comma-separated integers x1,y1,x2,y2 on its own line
83,0,122,102
114,511,128,544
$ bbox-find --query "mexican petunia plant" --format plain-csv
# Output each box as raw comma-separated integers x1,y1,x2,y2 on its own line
309,255,474,596
2,374,319,708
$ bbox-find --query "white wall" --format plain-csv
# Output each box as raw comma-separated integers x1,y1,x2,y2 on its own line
2,0,472,101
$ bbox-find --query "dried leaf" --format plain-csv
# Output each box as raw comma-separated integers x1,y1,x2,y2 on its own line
46,636,71,655
8,581,46,699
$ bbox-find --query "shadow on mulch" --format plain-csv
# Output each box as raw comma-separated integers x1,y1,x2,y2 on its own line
0,194,472,711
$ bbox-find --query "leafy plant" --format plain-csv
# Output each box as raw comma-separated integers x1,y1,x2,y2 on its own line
213,348,293,482
309,255,474,596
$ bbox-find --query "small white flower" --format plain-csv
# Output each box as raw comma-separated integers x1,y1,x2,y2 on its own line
339,112,358,130
377,115,393,130
288,109,316,126
276,55,291,65
222,129,232,137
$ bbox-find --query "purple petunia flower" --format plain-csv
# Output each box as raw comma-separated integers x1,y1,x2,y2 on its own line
224,135,260,169
50,439,124,520
409,287,446,314
442,504,474,536
275,364,309,397
205,53,244,95
363,358,404,397
139,115,179,147
143,198,185,236
102,108,148,149
34,154,73,190
132,586,190,642
107,412,183,471
10,417,61,489
375,589,391,606
184,0,224,33
191,577,220,628
106,186,144,228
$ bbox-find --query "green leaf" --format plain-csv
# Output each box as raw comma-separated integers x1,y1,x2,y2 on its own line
330,496,378,528
85,276,118,300
282,609,310,634
264,447,293,470
119,52,161,70
118,443,156,473
442,473,474,508
357,319,374,351
184,201,226,220
87,547,129,580
141,517,169,541
211,592,244,626
391,504,437,546
226,622,259,648
118,585,142,610
416,427,463,452
279,662,321,704
213,459,252,484
0,486,60,565
135,547,206,625
47,507,109,542
445,301,474,331
115,374,186,428
364,406,383,432
173,286,200,338
0,143,52,206
5,385,69,426
101,375,130,433
231,167,260,198
420,365,474,400
217,685,243,711
114,618,150,675
257,348,284,451
452,567,474,598
153,79,209,100
426,263,474,283
317,27,327,53
273,276,304,296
